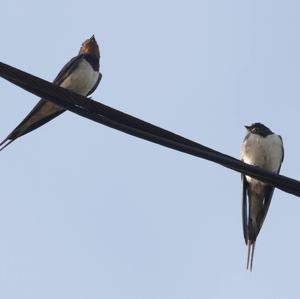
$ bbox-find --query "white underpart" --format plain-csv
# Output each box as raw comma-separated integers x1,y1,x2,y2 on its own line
27,59,99,120
60,58,99,95
241,133,283,187
18,59,99,130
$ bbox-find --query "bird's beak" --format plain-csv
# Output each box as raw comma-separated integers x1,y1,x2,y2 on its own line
89,35,96,42
244,125,251,131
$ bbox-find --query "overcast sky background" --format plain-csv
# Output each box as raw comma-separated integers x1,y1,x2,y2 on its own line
1,1,300,298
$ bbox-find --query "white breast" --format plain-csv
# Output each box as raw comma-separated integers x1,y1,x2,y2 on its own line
59,59,99,96
241,133,283,184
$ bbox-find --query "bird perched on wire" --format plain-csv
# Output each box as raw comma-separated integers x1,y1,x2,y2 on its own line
241,122,284,271
0,35,102,151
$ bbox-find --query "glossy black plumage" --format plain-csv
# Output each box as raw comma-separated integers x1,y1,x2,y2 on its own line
0,35,101,151
241,123,284,271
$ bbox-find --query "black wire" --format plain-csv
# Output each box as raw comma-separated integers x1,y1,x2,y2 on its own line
0,61,300,197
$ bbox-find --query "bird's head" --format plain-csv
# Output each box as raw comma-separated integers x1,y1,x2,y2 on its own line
245,122,273,137
79,35,100,60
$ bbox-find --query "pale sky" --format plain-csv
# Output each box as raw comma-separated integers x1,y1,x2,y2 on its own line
1,1,300,298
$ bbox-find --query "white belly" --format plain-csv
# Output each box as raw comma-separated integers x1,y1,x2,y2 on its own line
60,59,99,96
241,133,283,185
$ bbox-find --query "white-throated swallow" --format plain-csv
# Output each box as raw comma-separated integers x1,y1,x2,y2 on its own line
241,123,284,271
0,35,102,151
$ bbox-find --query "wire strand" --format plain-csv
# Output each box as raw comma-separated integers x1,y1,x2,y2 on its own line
0,61,300,197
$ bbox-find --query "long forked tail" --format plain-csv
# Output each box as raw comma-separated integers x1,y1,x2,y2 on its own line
246,240,256,271
0,138,15,152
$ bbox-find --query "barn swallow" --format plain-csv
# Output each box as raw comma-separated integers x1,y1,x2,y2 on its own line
0,35,102,151
241,123,284,271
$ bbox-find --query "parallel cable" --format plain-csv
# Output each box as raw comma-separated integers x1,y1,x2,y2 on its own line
0,61,300,197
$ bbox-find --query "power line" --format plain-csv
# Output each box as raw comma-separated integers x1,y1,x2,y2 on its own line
0,61,300,197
